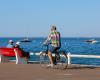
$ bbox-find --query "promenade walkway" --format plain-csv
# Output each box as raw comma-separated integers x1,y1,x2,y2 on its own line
0,63,100,80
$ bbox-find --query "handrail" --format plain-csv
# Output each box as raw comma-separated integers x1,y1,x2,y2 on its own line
30,52,100,66
67,52,100,65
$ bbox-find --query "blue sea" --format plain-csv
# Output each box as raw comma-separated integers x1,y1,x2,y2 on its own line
0,37,100,66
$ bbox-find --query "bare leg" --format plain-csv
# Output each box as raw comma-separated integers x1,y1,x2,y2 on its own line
48,51,54,65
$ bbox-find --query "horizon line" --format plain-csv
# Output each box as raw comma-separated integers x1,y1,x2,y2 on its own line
0,36,100,38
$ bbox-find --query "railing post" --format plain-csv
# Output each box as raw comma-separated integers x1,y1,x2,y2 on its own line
14,49,27,64
14,49,18,64
0,50,2,63
67,52,71,66
0,54,1,63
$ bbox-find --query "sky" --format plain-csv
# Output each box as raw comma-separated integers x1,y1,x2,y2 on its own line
0,0,100,37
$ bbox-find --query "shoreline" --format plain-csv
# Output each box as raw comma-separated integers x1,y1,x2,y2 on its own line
0,63,100,80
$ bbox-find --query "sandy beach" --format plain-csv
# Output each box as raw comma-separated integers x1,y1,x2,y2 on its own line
0,63,100,80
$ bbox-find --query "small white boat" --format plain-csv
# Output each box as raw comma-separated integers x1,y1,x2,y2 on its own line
85,39,98,44
21,38,31,42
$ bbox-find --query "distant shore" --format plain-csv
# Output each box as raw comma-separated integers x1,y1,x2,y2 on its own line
0,63,100,80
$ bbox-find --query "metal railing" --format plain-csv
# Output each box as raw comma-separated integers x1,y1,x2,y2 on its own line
67,52,100,65
30,52,100,66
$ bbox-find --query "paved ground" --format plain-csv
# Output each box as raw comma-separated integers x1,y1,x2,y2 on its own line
0,63,100,80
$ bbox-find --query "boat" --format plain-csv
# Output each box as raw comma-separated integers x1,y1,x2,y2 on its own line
20,38,31,42
85,39,98,44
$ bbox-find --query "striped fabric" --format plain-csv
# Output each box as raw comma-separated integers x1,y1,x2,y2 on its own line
48,30,61,47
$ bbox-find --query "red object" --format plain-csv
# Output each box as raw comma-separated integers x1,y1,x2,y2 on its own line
0,48,23,57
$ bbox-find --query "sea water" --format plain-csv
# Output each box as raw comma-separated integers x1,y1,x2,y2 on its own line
0,37,100,65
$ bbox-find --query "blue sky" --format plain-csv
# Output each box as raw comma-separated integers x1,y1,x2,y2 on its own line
0,0,100,37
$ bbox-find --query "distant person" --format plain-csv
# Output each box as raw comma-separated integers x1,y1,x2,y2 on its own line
44,26,61,67
14,41,21,49
7,40,14,48
14,41,30,59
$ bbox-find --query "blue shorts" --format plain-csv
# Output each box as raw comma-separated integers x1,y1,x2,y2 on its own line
48,45,60,53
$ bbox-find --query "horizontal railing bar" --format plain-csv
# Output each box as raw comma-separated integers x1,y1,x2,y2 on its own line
71,54,100,58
